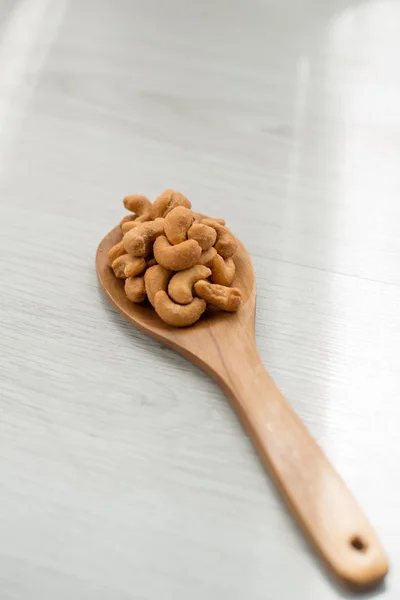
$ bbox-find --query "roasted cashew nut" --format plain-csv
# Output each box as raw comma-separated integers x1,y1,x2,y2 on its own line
151,189,192,219
198,246,217,267
108,240,126,267
125,276,146,303
144,264,173,307
194,280,241,312
154,291,206,327
121,212,152,234
164,206,195,245
168,265,211,305
201,218,237,258
153,236,202,271
124,257,147,278
193,213,225,226
122,221,137,234
121,195,152,233
210,217,225,226
113,190,241,324
123,218,165,257
210,254,236,286
123,194,152,215
120,214,136,227
112,254,133,279
187,223,217,251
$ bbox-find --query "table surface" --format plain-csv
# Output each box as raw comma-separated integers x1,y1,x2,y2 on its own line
1,0,399,598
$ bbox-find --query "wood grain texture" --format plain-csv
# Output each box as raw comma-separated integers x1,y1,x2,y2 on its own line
1,0,400,599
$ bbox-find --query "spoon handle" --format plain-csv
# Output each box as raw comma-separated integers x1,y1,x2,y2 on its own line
216,343,388,589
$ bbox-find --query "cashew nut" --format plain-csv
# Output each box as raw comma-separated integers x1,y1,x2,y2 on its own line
108,240,126,267
125,276,146,303
123,194,152,215
120,214,136,227
215,233,237,258
168,265,211,305
144,264,172,307
123,218,165,257
164,206,195,245
210,254,236,286
193,213,225,226
121,220,136,234
201,217,224,227
124,257,147,278
154,291,206,327
121,211,152,234
194,280,241,312
151,189,191,219
112,254,132,279
112,190,242,324
153,236,202,271
187,222,217,251
201,218,237,258
198,246,217,267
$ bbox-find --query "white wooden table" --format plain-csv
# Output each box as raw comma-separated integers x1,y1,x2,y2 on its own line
1,0,399,598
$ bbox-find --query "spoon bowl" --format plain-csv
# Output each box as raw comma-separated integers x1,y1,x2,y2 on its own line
97,225,388,590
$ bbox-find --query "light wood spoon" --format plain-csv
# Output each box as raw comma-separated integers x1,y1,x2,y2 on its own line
97,226,388,589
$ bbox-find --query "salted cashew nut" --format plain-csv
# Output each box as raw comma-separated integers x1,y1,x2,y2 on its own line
112,254,132,278
123,218,165,257
198,246,217,267
121,195,152,233
215,231,237,258
121,212,152,234
121,221,137,234
194,280,241,312
123,194,152,215
187,222,217,251
112,190,242,324
124,257,147,278
168,265,211,305
125,276,146,303
154,291,206,327
151,189,191,219
120,214,136,227
108,240,126,267
144,264,173,307
210,254,236,286
164,206,195,245
201,218,237,258
193,213,225,226
153,236,202,271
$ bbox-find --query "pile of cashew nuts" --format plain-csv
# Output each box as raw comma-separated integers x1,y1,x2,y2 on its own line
107,190,242,327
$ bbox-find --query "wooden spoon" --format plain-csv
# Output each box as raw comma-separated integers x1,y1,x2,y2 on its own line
96,226,388,589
